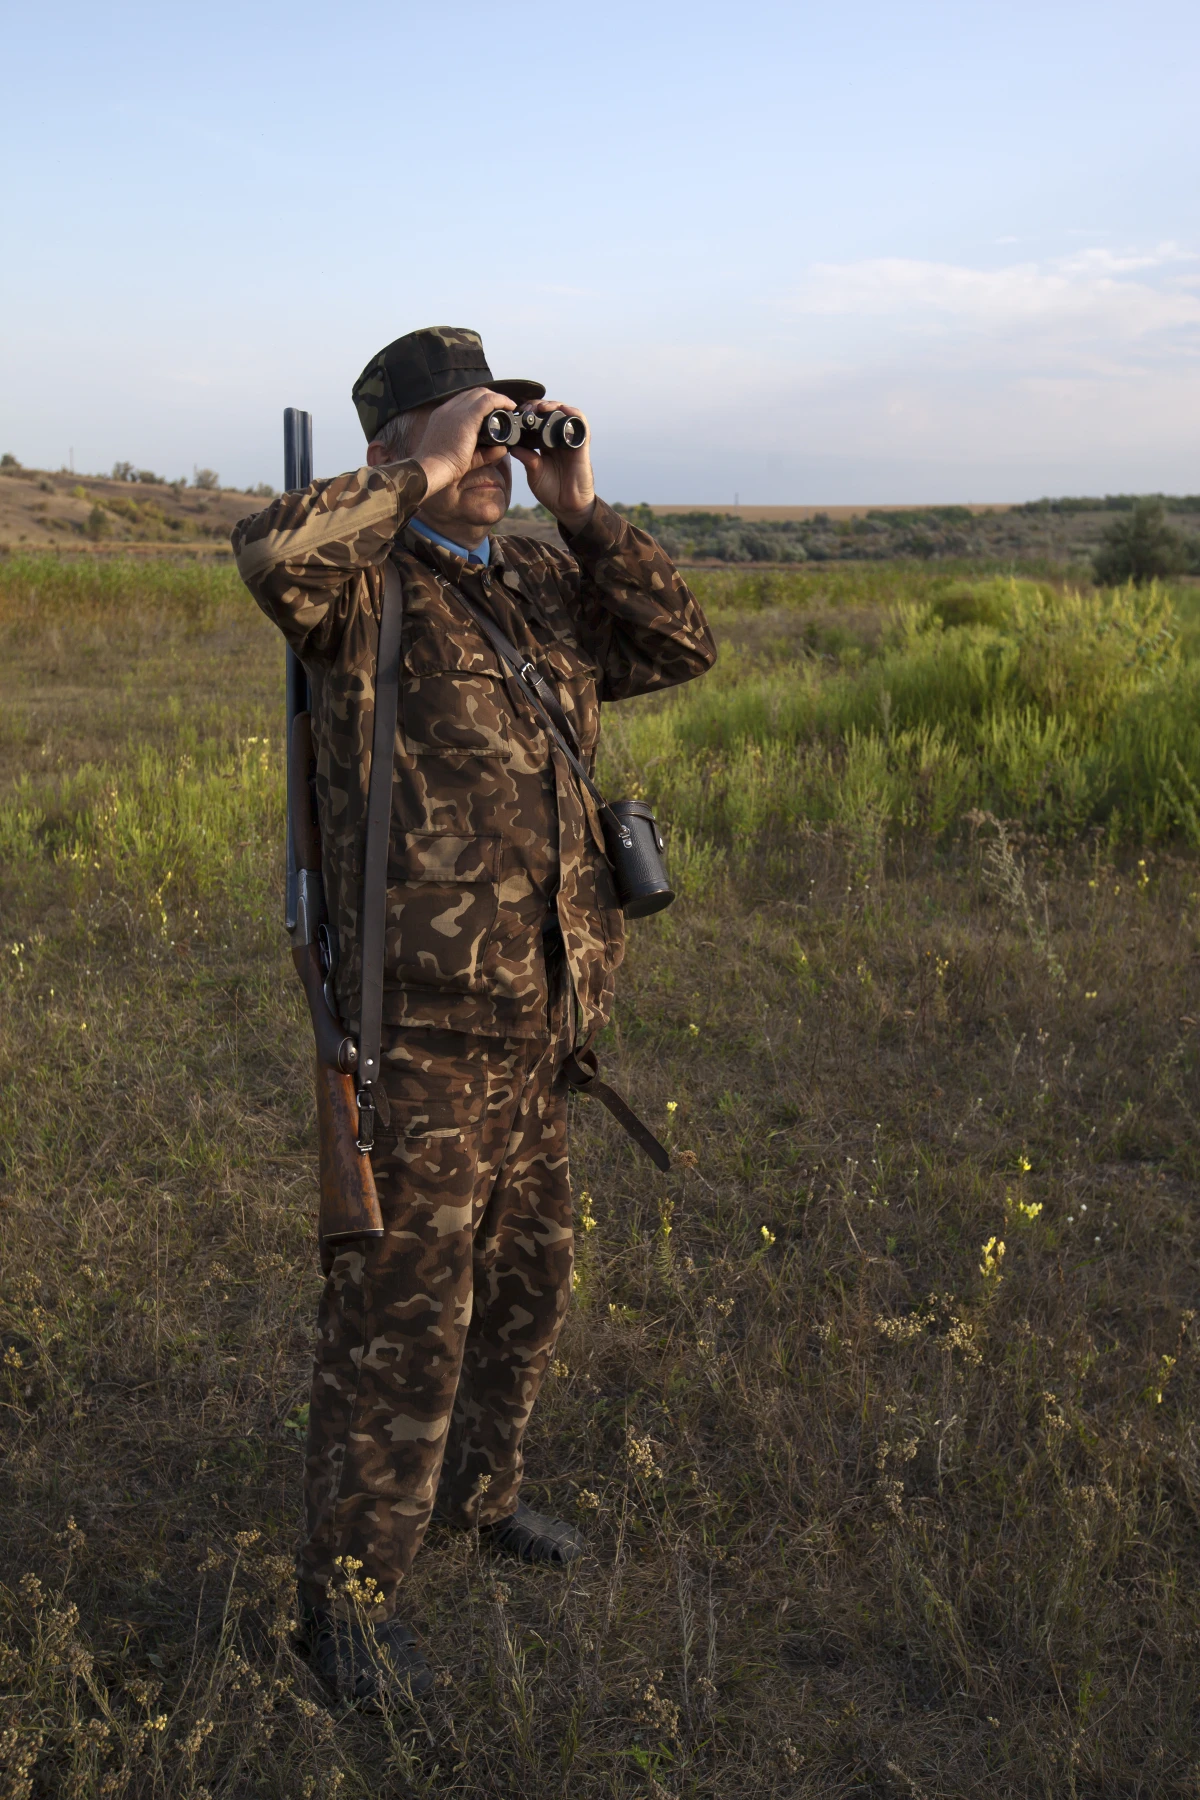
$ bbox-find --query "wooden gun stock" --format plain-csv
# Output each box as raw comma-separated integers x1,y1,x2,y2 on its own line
289,710,383,1254
314,1060,381,1249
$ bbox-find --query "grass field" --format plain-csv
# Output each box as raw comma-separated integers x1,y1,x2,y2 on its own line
2,553,1200,1798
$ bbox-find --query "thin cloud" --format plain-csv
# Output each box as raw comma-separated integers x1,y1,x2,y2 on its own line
791,248,1200,350
1057,242,1196,276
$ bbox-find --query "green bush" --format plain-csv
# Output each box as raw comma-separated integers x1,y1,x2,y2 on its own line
601,577,1200,846
1092,498,1192,586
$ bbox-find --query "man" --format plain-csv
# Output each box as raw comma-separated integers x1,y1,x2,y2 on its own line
232,326,715,1702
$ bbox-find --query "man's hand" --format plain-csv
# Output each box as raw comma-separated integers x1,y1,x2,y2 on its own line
415,388,513,497
510,401,596,535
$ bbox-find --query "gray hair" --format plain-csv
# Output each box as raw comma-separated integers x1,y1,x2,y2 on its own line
369,408,423,462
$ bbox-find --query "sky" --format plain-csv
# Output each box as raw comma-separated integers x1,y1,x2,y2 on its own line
2,0,1198,504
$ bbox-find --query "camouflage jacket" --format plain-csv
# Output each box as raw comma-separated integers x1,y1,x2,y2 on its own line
232,461,715,1046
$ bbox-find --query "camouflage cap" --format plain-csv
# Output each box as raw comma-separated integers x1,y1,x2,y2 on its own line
352,326,546,441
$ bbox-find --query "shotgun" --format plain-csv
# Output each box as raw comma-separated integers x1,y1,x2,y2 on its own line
283,408,383,1254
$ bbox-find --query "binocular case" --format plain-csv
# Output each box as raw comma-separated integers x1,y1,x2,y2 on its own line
601,800,674,919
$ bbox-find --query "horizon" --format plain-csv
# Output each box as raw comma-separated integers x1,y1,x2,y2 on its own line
10,458,1200,514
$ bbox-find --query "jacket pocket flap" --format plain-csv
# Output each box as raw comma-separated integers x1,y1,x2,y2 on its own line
392,831,501,885
404,620,506,678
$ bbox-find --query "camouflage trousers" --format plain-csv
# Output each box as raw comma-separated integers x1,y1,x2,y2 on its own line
299,1025,572,1619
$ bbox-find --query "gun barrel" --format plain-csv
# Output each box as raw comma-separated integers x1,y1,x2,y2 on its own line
278,405,383,1254
283,406,312,493
283,408,313,932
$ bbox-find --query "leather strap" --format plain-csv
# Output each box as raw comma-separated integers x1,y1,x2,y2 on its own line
455,587,580,752
446,584,612,817
356,559,404,1149
562,1050,671,1172
506,648,580,755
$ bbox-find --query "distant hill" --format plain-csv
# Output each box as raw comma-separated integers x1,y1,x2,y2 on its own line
0,462,272,552
615,498,1200,568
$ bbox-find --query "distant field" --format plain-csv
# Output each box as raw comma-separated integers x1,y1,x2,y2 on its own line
642,503,1015,520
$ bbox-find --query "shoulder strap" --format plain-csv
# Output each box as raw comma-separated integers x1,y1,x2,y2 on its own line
447,581,580,749
447,583,611,817
355,558,404,1151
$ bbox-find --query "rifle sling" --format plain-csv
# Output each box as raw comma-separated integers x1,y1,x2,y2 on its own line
356,559,405,1146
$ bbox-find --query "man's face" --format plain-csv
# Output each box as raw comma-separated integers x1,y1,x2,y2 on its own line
408,400,511,542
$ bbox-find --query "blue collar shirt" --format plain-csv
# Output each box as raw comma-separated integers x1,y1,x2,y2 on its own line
407,515,492,566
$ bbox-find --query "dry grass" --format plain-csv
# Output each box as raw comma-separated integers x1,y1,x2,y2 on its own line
0,471,261,554
2,559,1200,1797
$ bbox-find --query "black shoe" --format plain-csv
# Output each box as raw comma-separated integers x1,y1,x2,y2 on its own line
294,1594,433,1705
480,1502,587,1567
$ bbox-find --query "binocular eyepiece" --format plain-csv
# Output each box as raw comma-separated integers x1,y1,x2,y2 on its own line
479,407,588,452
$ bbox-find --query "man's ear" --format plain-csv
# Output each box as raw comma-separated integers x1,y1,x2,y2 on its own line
365,441,386,468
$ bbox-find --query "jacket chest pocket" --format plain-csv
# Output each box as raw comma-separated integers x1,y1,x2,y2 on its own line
385,831,500,994
401,621,511,760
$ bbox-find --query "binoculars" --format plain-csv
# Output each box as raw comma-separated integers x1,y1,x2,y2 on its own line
479,407,588,452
